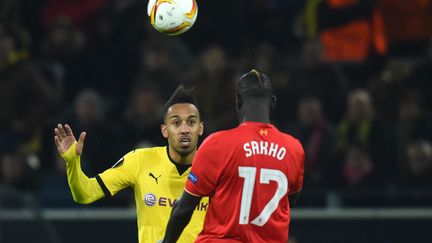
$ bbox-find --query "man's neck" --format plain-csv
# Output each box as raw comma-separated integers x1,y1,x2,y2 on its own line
241,116,271,124
240,102,271,124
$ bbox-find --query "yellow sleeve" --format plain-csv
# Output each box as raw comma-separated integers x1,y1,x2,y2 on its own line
61,142,105,204
98,150,138,196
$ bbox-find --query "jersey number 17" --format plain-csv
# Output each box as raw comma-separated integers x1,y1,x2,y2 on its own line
238,166,288,227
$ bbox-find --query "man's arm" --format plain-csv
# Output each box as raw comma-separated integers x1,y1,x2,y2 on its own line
161,190,202,243
289,142,305,208
55,124,105,204
288,191,301,208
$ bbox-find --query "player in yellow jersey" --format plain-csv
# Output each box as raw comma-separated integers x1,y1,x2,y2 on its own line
54,85,208,243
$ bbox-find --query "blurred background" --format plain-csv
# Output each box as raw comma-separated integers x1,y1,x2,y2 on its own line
0,0,432,242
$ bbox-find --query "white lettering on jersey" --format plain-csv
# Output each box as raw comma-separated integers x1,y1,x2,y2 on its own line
276,147,286,160
244,143,252,157
243,141,286,160
260,141,268,155
251,141,259,156
269,143,279,158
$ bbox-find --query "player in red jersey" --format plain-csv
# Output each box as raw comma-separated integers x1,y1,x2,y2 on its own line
162,69,305,243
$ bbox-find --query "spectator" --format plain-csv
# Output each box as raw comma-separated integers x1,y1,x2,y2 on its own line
0,150,38,192
396,91,432,162
285,96,335,190
307,0,387,61
78,7,139,99
340,144,382,206
39,17,86,101
243,43,288,89
186,46,237,133
334,89,395,186
241,43,290,125
402,141,432,186
397,140,432,206
120,82,166,148
59,89,131,207
63,89,124,175
137,39,190,95
0,25,58,160
342,145,377,189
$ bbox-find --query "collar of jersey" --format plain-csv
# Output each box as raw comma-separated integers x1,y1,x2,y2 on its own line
165,146,191,176
240,121,275,128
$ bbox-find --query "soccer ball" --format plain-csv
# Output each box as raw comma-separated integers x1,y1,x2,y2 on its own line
147,0,198,36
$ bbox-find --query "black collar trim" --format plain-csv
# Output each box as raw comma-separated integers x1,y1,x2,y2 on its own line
166,146,191,176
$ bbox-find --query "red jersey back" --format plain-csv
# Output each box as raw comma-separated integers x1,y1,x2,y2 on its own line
185,122,304,242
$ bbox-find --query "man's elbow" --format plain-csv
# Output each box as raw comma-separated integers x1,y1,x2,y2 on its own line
176,205,195,218
172,203,196,222
71,193,96,204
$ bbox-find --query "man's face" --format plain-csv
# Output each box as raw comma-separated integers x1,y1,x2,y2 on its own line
298,99,321,127
161,103,203,157
347,93,371,122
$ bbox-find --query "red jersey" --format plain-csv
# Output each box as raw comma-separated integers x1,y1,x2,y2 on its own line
186,122,304,242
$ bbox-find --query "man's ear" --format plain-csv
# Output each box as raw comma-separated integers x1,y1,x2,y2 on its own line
199,122,204,136
161,123,168,138
270,95,277,111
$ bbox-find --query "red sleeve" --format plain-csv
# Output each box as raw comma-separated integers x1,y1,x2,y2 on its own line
293,142,305,193
185,133,222,197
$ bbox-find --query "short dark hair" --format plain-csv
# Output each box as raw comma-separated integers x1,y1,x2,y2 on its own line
237,69,273,99
163,85,200,121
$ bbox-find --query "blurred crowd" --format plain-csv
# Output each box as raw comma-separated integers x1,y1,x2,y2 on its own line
0,0,432,209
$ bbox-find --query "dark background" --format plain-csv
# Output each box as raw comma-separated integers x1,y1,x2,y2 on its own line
1,0,432,242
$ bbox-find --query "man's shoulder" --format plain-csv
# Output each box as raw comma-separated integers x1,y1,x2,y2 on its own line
275,129,303,146
126,146,166,155
279,132,305,159
120,146,166,164
201,129,235,146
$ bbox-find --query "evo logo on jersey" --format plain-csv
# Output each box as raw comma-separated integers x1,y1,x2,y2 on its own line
243,141,286,160
144,193,157,206
143,192,208,211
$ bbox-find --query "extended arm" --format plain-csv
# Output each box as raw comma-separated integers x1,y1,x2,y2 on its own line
55,124,105,204
161,190,202,243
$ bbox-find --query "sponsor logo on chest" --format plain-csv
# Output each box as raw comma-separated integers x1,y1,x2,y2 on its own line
143,192,207,211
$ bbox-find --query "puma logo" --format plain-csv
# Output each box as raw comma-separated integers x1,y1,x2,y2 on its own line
149,173,162,184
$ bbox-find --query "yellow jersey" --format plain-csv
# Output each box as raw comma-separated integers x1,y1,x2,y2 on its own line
63,145,207,243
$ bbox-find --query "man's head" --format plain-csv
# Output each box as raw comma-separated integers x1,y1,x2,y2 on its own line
347,89,373,123
398,90,423,122
406,140,432,176
161,85,203,157
236,69,276,122
74,89,105,126
0,151,27,186
0,26,29,65
297,96,323,127
126,82,163,124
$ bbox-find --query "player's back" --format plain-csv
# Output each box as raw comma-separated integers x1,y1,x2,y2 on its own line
187,122,304,242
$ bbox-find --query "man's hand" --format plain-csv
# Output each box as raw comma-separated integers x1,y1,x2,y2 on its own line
54,124,86,156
